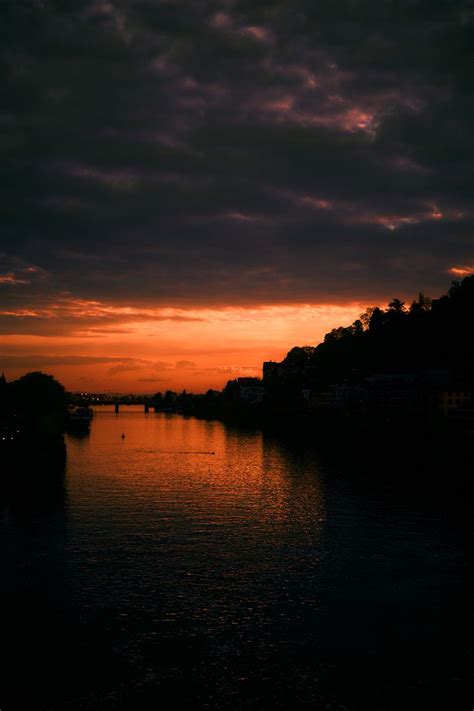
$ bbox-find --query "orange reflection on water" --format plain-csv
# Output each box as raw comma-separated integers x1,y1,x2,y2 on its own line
66,409,326,539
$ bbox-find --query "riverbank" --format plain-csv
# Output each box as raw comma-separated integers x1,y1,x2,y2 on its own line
187,404,474,501
0,435,66,481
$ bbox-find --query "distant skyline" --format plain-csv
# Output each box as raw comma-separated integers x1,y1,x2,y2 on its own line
1,2,473,391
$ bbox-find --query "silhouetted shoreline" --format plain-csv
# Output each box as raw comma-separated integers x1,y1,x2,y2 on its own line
145,276,474,494
2,278,473,496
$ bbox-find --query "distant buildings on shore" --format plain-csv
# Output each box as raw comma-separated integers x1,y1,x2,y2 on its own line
257,363,474,420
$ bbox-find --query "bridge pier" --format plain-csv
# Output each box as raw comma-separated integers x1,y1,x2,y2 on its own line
114,402,120,413
144,403,149,413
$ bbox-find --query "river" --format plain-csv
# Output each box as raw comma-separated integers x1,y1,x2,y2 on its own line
0,407,472,710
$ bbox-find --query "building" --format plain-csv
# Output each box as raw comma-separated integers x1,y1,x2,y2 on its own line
335,383,368,410
263,361,281,380
438,388,473,417
237,377,265,404
365,374,420,411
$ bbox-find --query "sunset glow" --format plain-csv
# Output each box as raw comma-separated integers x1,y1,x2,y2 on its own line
449,265,474,277
0,301,366,392
1,0,472,395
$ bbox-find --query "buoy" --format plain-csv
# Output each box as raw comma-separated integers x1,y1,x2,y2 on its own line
121,433,125,439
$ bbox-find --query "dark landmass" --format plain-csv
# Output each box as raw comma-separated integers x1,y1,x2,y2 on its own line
150,277,474,422
143,277,474,492
0,371,68,468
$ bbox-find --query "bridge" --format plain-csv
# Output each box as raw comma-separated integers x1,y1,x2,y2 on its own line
114,402,151,413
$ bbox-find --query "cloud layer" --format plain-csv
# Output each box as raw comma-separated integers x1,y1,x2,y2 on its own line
1,2,473,390
1,0,472,319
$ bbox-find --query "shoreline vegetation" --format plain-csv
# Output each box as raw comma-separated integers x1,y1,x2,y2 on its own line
0,371,67,445
0,371,68,494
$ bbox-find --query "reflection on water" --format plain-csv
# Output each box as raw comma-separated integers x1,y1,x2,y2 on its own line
0,408,471,710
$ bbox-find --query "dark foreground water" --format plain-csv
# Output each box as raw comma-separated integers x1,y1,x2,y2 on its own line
1,409,472,710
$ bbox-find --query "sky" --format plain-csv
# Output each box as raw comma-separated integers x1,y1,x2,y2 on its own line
1,1,473,392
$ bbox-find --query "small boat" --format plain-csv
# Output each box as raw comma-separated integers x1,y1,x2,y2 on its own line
67,406,93,429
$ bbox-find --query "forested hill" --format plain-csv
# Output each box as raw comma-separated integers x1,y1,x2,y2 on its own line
279,276,474,389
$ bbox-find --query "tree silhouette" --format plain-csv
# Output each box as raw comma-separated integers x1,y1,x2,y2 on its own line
388,299,406,313
264,276,474,405
9,371,67,439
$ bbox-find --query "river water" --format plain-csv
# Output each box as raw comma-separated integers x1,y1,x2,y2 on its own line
1,408,472,710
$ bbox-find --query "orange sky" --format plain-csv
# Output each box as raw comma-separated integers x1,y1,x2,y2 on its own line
2,2,472,396
0,301,368,393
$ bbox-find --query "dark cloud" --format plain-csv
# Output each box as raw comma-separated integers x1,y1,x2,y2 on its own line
1,0,473,324
0,354,174,372
175,360,197,369
107,359,175,374
0,354,134,368
0,294,205,336
137,377,171,384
